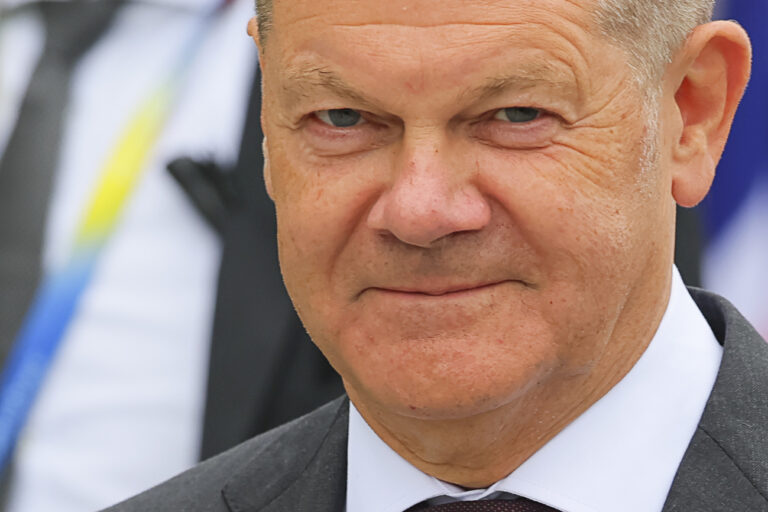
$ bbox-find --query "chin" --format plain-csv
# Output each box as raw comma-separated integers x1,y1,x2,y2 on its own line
385,391,522,421
340,340,558,422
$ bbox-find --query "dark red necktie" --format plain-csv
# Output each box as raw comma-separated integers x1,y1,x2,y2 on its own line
409,498,560,511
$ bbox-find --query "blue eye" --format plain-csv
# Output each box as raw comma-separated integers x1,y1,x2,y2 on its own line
316,109,364,127
494,107,541,123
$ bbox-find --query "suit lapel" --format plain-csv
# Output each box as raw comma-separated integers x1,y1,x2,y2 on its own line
664,289,768,511
222,398,349,512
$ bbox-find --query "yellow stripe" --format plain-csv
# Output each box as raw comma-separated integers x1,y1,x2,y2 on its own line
76,84,173,245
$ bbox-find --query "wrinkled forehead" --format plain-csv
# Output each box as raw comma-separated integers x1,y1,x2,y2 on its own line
262,0,614,77
262,0,625,111
268,0,601,40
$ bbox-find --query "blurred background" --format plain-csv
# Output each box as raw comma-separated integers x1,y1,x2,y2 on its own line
0,0,342,510
703,0,768,339
0,0,764,510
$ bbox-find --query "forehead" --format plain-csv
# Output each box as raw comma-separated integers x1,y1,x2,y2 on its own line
273,0,598,55
265,0,627,116
270,0,599,28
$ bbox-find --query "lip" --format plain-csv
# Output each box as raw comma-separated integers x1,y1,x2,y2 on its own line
365,280,509,298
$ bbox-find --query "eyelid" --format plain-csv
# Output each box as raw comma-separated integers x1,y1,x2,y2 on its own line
469,106,561,150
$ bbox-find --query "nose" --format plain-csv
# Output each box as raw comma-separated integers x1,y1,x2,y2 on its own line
367,138,491,248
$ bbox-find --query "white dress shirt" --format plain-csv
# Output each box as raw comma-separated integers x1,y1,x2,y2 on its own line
347,267,722,512
0,0,257,510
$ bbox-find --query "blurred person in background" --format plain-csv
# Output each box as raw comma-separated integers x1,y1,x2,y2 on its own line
0,0,341,510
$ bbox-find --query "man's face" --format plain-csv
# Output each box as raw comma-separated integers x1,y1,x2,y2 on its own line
260,0,677,419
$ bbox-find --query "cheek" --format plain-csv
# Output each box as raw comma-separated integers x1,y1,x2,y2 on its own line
476,148,636,261
272,151,386,326
468,139,661,363
484,111,663,256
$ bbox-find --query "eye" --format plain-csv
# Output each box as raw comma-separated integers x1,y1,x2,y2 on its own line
493,107,541,123
316,109,365,128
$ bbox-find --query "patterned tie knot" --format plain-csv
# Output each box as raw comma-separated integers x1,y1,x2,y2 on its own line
410,498,560,511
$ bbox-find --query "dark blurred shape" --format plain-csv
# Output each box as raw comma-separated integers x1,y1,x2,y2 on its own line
675,206,703,288
167,158,238,236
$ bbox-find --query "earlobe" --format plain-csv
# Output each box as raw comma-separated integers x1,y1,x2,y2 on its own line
247,16,259,42
668,21,751,207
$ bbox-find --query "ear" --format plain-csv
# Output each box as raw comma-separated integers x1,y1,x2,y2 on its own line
262,137,274,200
665,21,751,207
247,16,261,51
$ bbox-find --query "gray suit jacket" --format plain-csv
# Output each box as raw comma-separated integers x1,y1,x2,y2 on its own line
104,289,768,512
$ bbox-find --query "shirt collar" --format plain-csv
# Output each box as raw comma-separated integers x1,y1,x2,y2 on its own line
346,266,722,512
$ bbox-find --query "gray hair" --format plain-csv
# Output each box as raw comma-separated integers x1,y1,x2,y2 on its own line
254,0,272,45
595,0,715,178
596,0,715,87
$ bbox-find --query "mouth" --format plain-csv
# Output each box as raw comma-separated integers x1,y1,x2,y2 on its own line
365,280,510,298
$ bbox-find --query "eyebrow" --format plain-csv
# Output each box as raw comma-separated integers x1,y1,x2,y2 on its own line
459,70,577,103
282,66,372,107
281,64,577,109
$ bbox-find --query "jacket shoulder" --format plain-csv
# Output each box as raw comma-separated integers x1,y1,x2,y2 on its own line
101,397,347,512
665,289,768,511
